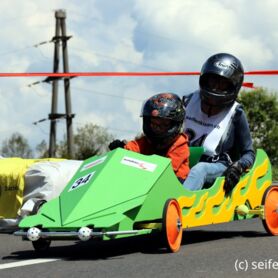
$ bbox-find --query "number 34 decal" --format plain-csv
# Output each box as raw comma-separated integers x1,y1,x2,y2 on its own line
68,172,95,192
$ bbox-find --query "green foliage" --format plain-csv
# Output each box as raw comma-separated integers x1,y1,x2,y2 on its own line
1,132,33,158
272,166,278,181
57,123,114,160
238,88,278,180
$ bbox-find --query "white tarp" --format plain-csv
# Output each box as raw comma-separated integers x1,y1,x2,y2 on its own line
0,159,82,231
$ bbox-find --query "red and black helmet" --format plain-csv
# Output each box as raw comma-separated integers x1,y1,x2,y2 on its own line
199,53,244,107
141,93,185,149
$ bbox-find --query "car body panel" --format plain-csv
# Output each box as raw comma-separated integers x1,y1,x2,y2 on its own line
18,148,272,241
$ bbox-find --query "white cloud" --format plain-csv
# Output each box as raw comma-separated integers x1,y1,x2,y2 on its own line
133,0,278,69
0,0,278,154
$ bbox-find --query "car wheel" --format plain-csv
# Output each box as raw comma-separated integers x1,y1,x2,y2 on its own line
32,238,51,252
262,186,278,235
161,199,183,252
30,200,51,251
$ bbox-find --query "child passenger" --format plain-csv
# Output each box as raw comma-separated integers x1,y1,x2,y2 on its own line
109,93,190,182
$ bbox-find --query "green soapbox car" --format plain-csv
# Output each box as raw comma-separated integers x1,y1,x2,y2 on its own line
14,147,277,252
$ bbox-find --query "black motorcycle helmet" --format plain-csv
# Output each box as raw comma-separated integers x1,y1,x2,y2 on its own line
199,53,244,107
141,93,185,149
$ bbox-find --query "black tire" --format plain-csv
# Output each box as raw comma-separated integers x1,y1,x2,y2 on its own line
30,199,51,251
32,238,51,252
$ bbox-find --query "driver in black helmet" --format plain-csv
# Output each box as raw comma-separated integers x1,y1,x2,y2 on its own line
109,93,190,182
183,53,255,194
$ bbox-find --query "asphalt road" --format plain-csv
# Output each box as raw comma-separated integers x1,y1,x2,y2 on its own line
0,218,277,278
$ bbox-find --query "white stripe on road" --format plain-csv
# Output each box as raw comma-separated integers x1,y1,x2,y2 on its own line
0,258,60,270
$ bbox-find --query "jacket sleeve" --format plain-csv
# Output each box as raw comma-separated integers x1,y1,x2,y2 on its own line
124,141,140,153
124,137,151,154
234,107,255,170
167,134,190,180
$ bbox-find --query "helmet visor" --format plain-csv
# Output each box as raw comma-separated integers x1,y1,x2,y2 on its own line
200,73,235,95
149,117,173,135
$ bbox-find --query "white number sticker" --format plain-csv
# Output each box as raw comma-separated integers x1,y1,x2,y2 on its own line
68,172,95,192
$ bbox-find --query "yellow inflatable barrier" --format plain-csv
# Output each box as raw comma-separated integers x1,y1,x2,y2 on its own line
0,158,62,219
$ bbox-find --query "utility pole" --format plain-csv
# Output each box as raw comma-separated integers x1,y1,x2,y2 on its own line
48,9,74,158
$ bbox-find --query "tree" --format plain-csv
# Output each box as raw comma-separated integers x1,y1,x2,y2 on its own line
57,123,114,160
36,139,49,158
238,88,278,179
1,132,33,158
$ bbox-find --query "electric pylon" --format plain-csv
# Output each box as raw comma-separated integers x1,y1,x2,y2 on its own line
48,9,74,158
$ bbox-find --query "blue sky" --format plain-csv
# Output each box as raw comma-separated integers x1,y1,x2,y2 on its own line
0,0,278,154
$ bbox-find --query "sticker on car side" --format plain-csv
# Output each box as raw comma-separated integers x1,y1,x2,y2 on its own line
81,156,107,171
68,172,95,192
121,156,157,172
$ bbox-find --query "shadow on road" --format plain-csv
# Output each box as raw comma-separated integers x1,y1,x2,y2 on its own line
2,224,270,261
182,229,267,245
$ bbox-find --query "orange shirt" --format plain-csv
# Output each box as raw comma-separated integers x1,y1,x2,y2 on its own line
124,133,190,180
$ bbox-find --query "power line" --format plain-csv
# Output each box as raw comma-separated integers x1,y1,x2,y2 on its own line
0,46,34,57
0,40,53,58
70,46,167,71
1,11,52,21
72,86,143,102
0,31,170,72
0,43,166,74
64,9,190,46
74,121,138,135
